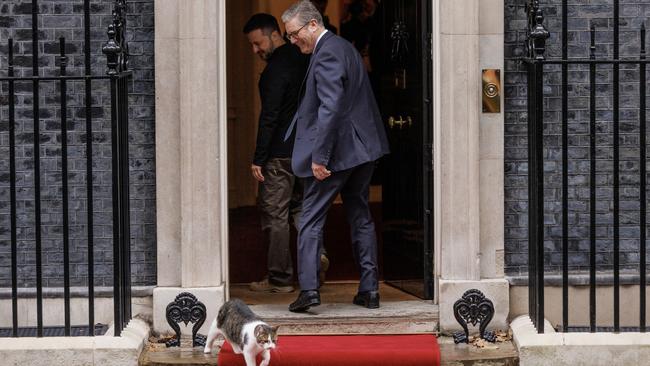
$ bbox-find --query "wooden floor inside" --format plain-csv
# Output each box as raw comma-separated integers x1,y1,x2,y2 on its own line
230,281,420,305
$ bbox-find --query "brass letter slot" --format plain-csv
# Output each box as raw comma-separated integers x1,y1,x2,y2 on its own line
482,69,501,113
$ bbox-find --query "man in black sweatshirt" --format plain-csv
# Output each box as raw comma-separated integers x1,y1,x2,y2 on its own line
244,13,315,293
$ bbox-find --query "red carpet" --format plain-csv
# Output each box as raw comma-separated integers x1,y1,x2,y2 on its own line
218,334,440,366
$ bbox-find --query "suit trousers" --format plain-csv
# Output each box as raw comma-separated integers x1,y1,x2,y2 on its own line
258,158,302,286
297,161,379,292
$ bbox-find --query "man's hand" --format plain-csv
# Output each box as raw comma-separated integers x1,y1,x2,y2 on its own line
251,164,265,182
312,162,331,181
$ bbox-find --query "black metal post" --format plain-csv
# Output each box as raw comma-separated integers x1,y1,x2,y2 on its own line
110,75,123,337
59,37,71,336
613,0,620,333
561,0,569,333
640,22,647,333
526,0,549,333
534,60,545,333
528,59,545,333
120,76,132,326
103,0,131,337
32,0,43,337
83,0,96,336
8,38,18,338
122,76,131,320
589,24,597,333
527,63,536,326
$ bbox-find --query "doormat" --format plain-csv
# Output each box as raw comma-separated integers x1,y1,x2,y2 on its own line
218,334,440,366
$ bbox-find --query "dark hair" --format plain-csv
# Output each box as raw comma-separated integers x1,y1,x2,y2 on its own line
348,0,363,17
243,13,281,35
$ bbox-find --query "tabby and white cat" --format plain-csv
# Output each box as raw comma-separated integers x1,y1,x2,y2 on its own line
204,298,279,366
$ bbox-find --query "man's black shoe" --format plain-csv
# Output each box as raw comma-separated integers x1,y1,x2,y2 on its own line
353,291,380,309
289,290,320,312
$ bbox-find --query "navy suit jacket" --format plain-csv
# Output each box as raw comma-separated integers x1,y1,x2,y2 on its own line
286,31,389,178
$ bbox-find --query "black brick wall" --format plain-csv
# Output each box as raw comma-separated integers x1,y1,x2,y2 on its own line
505,0,650,277
0,0,156,288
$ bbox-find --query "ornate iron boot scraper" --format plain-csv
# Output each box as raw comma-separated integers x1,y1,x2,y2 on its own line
453,289,496,344
165,292,207,347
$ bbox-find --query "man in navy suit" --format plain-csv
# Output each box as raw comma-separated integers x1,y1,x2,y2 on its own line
281,0,390,312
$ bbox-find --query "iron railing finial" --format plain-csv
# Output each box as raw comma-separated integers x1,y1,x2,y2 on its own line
526,0,550,60
102,0,129,75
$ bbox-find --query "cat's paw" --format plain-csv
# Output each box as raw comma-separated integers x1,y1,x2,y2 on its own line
203,346,212,354
260,361,270,366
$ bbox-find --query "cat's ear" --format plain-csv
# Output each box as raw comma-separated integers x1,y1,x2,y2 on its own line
254,324,265,338
271,325,280,334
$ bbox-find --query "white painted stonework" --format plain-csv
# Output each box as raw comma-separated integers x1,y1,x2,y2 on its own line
512,315,650,366
0,292,152,328
0,318,149,366
434,0,508,332
152,0,229,334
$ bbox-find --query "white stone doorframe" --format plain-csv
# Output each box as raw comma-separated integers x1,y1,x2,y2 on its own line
152,0,508,336
153,0,229,336
433,0,509,333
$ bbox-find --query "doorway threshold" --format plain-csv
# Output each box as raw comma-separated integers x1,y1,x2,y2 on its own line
230,282,439,335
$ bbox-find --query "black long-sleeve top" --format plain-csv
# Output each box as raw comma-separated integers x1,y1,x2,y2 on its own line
252,43,309,166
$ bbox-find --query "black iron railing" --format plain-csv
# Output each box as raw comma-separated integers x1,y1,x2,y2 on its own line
1,0,132,337
524,0,648,334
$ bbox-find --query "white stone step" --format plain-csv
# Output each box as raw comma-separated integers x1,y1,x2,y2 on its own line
249,301,439,335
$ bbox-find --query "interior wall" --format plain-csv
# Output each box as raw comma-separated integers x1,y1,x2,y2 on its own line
226,0,258,208
226,0,342,208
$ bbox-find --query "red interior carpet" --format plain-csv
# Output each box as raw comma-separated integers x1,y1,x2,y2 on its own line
217,334,440,366
228,203,383,284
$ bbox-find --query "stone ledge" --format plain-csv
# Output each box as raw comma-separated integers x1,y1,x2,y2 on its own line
511,315,650,366
0,296,153,328
0,318,150,366
0,286,155,299
507,273,650,286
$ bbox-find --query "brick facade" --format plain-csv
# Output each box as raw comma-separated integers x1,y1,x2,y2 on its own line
505,0,650,276
0,0,156,287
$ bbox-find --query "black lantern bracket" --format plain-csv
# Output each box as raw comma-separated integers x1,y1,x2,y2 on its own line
452,289,497,344
165,292,208,348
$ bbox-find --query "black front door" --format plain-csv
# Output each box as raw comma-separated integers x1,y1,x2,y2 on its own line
374,0,433,299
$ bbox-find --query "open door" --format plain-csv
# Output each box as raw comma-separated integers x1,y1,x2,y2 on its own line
376,0,433,300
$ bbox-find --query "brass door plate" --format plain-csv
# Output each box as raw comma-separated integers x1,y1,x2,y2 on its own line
482,69,501,113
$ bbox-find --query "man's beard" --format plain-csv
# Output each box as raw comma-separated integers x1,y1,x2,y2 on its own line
260,36,275,61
